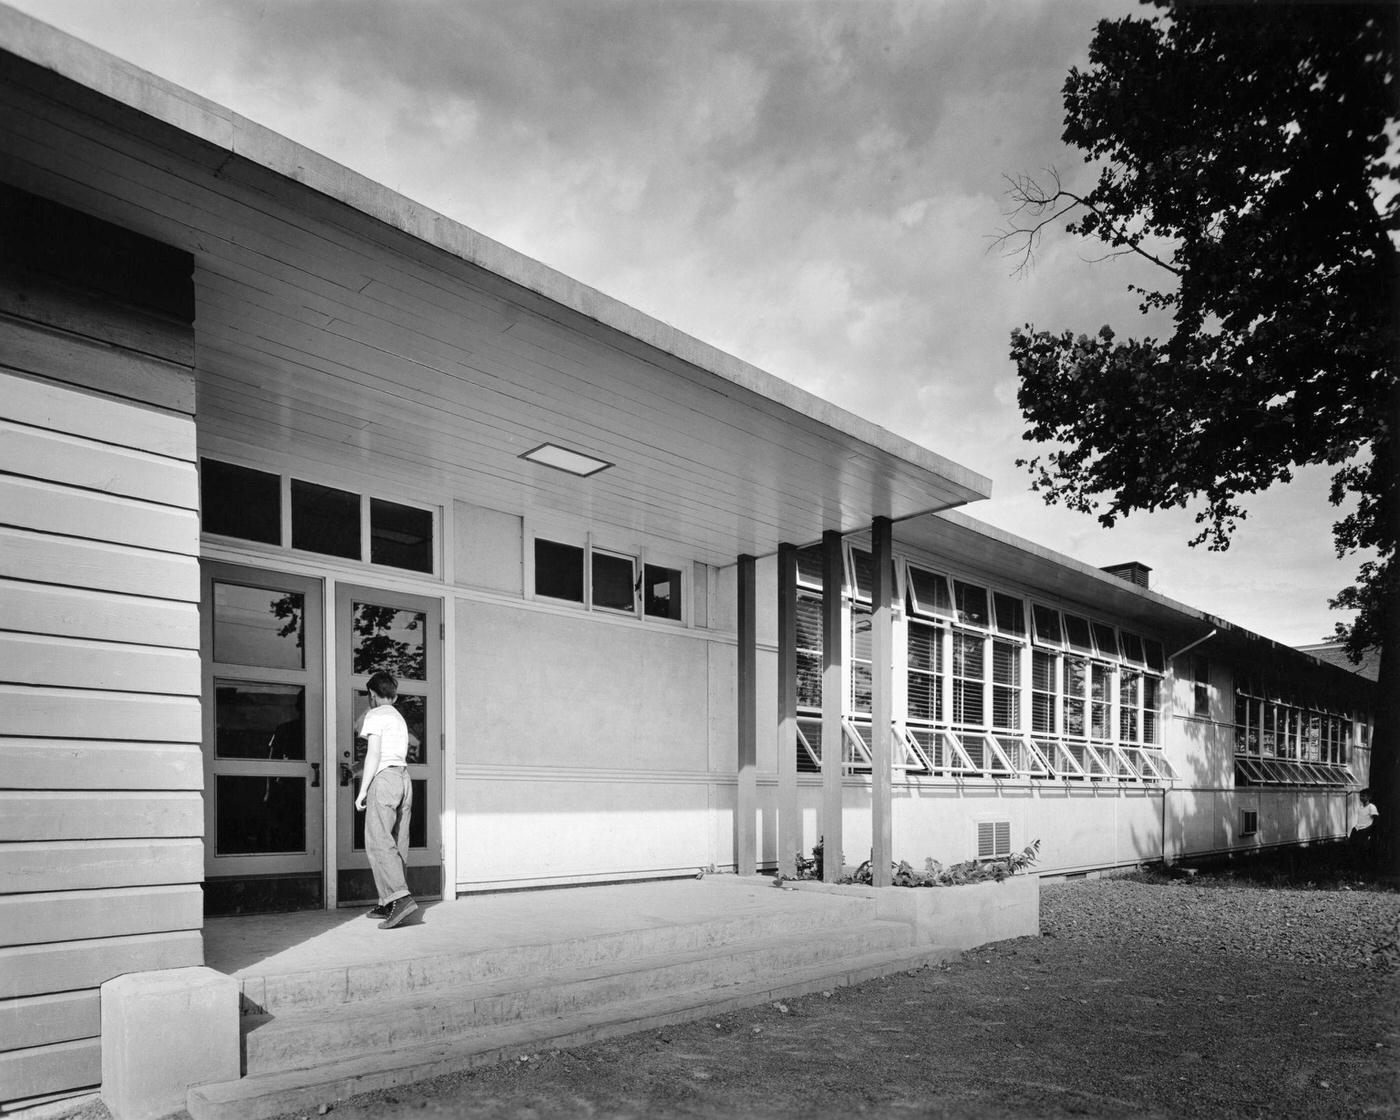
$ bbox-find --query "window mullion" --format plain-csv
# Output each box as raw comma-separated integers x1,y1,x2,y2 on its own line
584,533,594,610
1052,652,1062,737
842,598,852,715
1110,663,1121,747
981,632,992,730
1020,642,1032,737
280,474,292,549
359,493,371,565
940,628,952,726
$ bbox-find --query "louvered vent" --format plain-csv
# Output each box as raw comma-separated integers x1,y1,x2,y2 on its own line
977,820,1012,859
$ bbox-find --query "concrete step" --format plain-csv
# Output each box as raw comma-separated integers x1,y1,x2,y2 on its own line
189,939,956,1120
243,918,915,1073
238,891,879,1015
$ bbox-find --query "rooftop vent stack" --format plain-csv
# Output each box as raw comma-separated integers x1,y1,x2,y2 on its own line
1102,561,1152,589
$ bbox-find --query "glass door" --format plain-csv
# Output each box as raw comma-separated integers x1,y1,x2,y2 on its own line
335,584,442,904
201,563,324,914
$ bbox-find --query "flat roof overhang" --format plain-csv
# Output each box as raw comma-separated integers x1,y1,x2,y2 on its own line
0,7,991,567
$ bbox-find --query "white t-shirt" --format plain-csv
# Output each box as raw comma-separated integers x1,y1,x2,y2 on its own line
1355,802,1379,831
361,704,410,776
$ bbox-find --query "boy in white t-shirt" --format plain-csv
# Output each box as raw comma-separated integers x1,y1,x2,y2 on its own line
1352,788,1379,849
354,671,417,929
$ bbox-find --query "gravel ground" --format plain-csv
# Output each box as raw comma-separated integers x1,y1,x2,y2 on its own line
298,873,1399,1120
30,869,1400,1120
1042,873,1400,971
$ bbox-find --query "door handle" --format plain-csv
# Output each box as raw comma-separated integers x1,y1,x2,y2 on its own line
309,762,321,788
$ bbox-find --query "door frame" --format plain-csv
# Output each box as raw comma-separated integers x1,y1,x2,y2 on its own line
332,581,445,905
200,560,326,913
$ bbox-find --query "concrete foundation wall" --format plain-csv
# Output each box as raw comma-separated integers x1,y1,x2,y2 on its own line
753,780,1165,877
1166,787,1348,860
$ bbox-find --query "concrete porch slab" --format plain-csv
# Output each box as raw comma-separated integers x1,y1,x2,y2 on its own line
204,875,862,983
186,875,1040,1120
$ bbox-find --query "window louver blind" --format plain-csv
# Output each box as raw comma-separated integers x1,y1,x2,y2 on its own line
906,620,942,722
795,595,823,709
952,632,985,725
992,640,1020,730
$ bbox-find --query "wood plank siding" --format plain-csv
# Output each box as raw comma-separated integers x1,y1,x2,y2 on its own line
0,186,200,1104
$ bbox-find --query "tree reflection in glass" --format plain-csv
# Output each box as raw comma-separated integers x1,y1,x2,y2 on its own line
351,603,426,680
214,583,304,669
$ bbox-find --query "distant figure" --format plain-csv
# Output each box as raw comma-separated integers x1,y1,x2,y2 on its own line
1351,788,1379,850
354,671,417,929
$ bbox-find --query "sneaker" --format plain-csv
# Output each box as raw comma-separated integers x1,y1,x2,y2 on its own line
377,896,418,929
367,903,391,920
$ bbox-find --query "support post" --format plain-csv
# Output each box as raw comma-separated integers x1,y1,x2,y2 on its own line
777,543,799,879
821,530,844,881
871,516,894,886
736,554,757,876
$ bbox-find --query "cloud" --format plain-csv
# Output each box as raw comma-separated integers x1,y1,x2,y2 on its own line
8,0,1355,647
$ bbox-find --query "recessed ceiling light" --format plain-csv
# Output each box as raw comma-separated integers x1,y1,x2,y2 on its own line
520,442,613,477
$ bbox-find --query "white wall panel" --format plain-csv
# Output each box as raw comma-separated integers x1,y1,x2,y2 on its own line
457,600,713,772
455,774,715,888
454,501,522,595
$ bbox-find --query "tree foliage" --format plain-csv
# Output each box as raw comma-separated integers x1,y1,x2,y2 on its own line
1004,0,1397,643
1002,0,1399,865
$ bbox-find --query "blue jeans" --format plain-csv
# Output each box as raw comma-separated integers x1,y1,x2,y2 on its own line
366,766,412,904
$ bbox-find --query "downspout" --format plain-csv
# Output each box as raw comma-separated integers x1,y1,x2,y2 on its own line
1161,782,1169,867
1168,628,1219,663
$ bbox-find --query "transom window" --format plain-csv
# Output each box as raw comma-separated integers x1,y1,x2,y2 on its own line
992,593,1025,637
1064,613,1094,656
953,581,990,628
200,457,435,574
643,564,684,620
591,550,636,613
908,564,953,618
1031,604,1063,648
201,460,280,544
534,539,584,602
532,535,685,623
846,548,875,602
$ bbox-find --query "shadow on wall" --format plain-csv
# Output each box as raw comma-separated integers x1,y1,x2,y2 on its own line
1161,714,1351,864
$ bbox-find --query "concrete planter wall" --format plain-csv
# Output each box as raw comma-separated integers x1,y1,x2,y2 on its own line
780,873,1040,951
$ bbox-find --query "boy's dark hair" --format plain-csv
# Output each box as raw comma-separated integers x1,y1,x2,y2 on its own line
366,671,398,701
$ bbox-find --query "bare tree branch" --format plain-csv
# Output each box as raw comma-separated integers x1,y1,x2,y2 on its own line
992,168,1184,278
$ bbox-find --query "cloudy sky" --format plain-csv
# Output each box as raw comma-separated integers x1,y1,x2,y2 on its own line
10,0,1363,647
